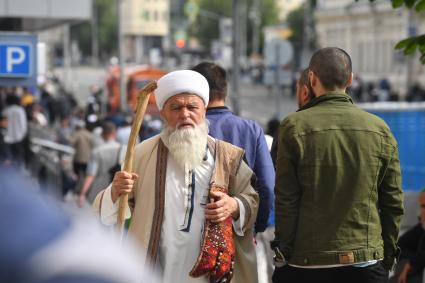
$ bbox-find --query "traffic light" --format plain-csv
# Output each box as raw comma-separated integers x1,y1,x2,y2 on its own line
176,39,185,49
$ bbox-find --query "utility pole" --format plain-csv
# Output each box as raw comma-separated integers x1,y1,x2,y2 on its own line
118,0,126,112
232,0,240,115
251,0,260,55
63,24,71,92
91,0,99,67
406,9,416,93
301,0,313,67
240,0,247,62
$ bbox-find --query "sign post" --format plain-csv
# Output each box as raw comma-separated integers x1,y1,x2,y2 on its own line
0,33,37,87
263,38,293,118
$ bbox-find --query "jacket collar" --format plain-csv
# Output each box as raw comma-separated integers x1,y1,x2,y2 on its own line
297,91,353,112
206,106,230,113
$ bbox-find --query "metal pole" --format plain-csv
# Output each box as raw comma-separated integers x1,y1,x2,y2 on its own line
275,44,281,118
63,24,71,92
91,0,99,67
301,0,312,67
118,0,127,112
240,0,247,62
406,10,415,94
232,0,240,115
251,0,260,55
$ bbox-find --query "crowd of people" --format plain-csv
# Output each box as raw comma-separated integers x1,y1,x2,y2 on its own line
1,47,424,283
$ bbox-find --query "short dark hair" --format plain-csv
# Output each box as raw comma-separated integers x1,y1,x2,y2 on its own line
102,121,116,136
298,68,309,88
6,94,20,106
298,68,314,99
309,47,352,90
191,62,227,101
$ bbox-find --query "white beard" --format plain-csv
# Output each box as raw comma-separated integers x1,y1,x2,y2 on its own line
160,120,209,170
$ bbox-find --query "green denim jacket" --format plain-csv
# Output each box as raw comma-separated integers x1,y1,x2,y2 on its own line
274,92,404,269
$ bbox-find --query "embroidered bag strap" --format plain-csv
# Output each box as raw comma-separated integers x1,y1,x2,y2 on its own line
146,139,168,266
212,139,245,193
190,139,244,282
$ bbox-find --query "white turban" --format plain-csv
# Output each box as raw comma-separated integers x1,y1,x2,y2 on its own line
155,70,209,110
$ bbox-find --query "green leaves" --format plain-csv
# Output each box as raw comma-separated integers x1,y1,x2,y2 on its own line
404,0,418,8
391,0,425,10
396,35,425,63
415,0,425,11
392,0,405,8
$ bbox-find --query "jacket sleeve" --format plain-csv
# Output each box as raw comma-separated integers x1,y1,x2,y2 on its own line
230,160,259,233
252,128,275,233
378,134,404,270
273,121,302,260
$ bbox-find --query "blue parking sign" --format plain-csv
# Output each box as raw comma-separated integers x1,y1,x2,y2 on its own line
0,33,37,87
0,44,31,77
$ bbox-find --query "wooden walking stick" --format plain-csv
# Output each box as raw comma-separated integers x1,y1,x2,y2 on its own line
117,81,158,234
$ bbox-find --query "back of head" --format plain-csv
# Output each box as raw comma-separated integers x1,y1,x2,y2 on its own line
5,95,20,106
102,121,116,137
191,62,227,101
299,68,309,88
309,47,352,91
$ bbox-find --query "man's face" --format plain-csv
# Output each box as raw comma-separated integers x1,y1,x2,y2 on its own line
160,93,206,129
419,193,425,225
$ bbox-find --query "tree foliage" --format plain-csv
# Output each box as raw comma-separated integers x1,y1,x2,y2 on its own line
71,0,118,61
189,0,279,53
189,0,232,51
358,0,425,63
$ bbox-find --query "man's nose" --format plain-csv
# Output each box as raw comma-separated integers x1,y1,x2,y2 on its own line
180,107,190,118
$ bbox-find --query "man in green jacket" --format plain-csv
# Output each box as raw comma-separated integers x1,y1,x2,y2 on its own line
272,47,404,283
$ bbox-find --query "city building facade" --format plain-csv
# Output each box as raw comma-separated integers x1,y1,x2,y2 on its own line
314,0,425,98
122,0,169,64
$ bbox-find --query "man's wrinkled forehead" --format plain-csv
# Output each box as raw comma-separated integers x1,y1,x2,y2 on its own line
163,93,205,108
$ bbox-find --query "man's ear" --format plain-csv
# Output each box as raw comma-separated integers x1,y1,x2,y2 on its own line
346,72,353,88
159,108,165,119
309,70,317,87
301,85,310,104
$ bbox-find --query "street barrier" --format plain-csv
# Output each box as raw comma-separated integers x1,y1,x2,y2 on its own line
28,124,74,197
360,102,425,192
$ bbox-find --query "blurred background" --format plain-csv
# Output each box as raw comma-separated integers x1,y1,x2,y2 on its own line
0,0,424,263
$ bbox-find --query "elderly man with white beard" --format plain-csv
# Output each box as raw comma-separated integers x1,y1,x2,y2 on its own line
93,70,259,283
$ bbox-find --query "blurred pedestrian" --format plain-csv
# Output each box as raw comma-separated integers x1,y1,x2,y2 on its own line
30,103,48,127
265,118,280,151
348,75,364,102
2,94,28,168
389,189,425,283
0,165,154,283
192,61,274,234
116,114,138,145
56,116,73,145
70,120,94,192
79,121,124,206
0,114,11,165
87,85,103,116
272,47,404,283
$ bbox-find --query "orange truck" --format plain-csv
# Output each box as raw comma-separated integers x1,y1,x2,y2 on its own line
106,65,167,116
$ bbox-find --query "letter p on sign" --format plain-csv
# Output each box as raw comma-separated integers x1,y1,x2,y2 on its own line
7,47,25,72
0,44,31,77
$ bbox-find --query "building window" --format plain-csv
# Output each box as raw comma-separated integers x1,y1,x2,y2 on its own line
143,11,150,21
154,10,158,21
